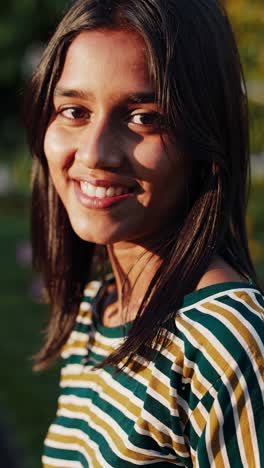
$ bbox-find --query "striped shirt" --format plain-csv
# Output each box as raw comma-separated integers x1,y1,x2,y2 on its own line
43,281,264,467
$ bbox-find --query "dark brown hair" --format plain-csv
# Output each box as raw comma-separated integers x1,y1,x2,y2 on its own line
25,0,259,371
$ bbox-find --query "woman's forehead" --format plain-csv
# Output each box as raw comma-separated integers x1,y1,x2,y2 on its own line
55,29,155,103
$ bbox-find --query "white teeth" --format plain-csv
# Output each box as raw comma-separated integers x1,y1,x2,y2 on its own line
106,187,115,197
95,186,107,198
87,183,94,196
80,181,129,198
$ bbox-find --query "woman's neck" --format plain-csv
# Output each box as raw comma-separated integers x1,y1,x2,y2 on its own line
106,241,162,324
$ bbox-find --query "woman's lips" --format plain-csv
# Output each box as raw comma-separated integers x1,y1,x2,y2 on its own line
80,180,130,198
73,180,135,209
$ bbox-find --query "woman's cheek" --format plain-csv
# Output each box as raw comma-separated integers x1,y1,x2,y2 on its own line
44,124,76,169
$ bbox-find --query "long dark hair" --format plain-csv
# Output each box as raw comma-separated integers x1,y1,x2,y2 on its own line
25,0,259,371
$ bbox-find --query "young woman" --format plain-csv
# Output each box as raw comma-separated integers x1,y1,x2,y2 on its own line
25,0,264,466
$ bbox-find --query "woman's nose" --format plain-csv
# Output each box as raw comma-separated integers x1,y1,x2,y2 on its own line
75,119,124,169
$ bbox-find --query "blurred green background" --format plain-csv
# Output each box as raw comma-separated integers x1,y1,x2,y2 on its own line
0,1,263,467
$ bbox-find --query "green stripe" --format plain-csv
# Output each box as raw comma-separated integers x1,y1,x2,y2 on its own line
45,283,264,467
44,444,89,468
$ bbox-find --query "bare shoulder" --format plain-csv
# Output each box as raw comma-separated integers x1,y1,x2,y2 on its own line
195,256,248,291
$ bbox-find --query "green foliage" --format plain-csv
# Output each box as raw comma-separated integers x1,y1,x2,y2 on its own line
249,102,264,154
0,0,68,152
247,179,264,280
226,0,264,80
0,213,60,468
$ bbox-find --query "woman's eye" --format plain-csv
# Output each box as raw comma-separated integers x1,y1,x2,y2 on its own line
59,107,89,120
130,112,160,126
128,112,167,133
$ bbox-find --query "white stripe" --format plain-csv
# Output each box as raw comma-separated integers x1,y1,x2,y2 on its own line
59,392,185,453
48,424,113,468
94,331,124,347
61,364,84,375
171,349,218,401
191,446,199,468
79,302,92,312
119,364,149,388
203,400,230,468
61,347,88,358
189,411,203,439
197,401,209,425
88,344,109,356
136,406,186,449
248,291,264,313
42,454,82,467
61,379,96,389
146,385,172,414
214,398,230,468
205,410,215,468
58,386,185,452
59,393,137,425
202,298,264,430
134,421,188,459
69,331,89,342
59,393,178,450
200,300,264,402
45,439,94,467
76,315,92,325
195,393,229,467
230,290,264,322
178,287,259,314
177,316,259,467
98,367,143,406
57,407,176,464
83,281,101,297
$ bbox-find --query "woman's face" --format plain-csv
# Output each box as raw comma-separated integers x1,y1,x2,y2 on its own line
44,29,190,245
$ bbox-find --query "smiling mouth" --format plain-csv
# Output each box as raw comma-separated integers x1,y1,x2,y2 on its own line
74,180,136,210
80,181,132,198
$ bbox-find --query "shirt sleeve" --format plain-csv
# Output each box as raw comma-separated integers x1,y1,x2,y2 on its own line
189,349,264,467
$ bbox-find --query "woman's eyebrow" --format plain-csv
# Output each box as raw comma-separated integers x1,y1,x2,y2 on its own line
53,87,156,104
53,86,94,100
126,92,156,104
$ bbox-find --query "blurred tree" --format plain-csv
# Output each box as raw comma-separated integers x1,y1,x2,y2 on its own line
0,0,263,160
0,0,68,157
225,0,264,80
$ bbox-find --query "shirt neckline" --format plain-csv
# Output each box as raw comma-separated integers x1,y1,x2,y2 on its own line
91,280,257,338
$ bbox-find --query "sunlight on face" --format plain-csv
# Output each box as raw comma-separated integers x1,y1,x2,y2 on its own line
44,29,190,245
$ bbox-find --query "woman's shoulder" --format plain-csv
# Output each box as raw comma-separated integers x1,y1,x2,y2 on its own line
176,257,264,359
174,281,264,383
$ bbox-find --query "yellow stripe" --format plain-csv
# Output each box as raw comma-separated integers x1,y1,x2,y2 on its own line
203,301,263,364
61,371,140,418
60,369,188,455
177,316,230,375
136,416,188,456
232,373,256,468
177,315,257,465
78,307,92,318
192,373,208,397
63,339,88,353
192,406,206,434
234,291,264,321
59,403,168,463
43,464,58,468
209,405,225,468
46,432,101,468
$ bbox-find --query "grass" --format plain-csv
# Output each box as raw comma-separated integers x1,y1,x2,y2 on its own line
248,179,264,279
0,208,60,468
0,182,263,467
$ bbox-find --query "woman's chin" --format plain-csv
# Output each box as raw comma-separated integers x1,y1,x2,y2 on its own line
68,218,121,245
